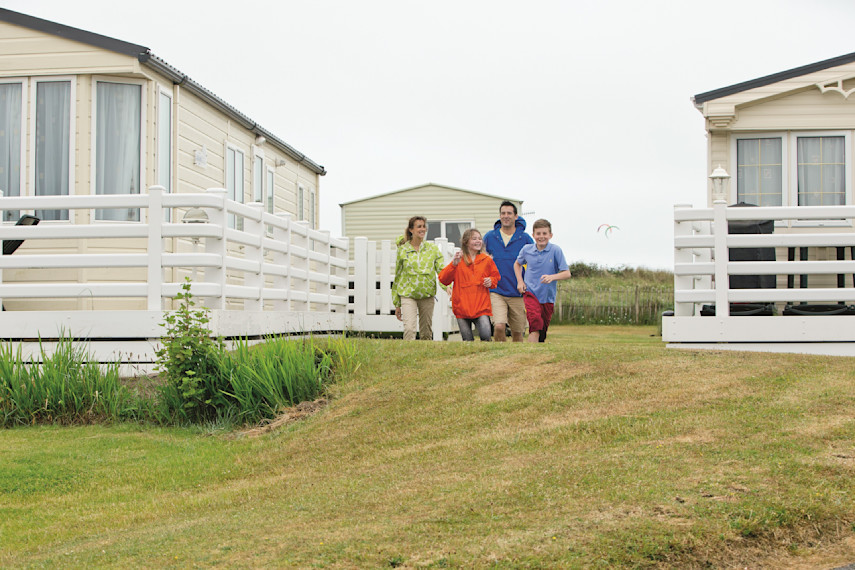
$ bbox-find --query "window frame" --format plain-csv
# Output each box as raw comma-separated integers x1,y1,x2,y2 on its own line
426,219,475,245
252,145,264,203
731,132,788,208
794,130,850,204
30,75,75,223
0,78,26,222
90,76,147,223
297,184,305,221
309,186,316,229
225,142,246,230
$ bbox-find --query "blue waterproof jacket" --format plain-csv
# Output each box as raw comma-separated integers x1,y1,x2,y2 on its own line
484,216,534,297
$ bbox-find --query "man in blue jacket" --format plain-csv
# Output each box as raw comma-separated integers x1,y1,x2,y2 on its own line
484,201,534,342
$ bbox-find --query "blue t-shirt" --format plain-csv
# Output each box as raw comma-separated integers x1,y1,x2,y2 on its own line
515,242,569,304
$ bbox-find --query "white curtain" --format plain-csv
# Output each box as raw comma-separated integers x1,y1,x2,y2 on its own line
96,82,141,221
35,81,70,221
0,83,22,222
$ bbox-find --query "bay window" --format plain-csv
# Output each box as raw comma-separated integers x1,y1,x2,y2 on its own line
0,81,23,221
35,80,71,221
732,131,851,210
95,80,142,221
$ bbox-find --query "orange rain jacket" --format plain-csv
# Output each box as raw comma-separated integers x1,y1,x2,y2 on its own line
438,253,502,319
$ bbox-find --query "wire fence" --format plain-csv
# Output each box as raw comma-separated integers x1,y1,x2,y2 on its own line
553,286,674,325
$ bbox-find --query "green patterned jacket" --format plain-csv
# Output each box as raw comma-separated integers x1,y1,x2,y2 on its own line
392,240,446,307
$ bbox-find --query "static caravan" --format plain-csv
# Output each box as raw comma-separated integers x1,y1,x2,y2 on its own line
0,8,324,311
665,51,855,353
340,182,524,248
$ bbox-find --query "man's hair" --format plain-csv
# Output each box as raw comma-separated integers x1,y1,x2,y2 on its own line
499,201,517,215
532,218,552,232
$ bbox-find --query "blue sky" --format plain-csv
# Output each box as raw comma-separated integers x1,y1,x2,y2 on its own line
7,0,855,269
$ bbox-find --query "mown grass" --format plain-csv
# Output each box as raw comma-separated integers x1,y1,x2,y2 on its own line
2,326,855,568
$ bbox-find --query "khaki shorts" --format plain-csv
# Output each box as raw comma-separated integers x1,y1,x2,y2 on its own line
490,293,526,335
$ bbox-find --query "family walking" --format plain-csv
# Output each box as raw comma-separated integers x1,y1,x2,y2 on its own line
392,201,571,343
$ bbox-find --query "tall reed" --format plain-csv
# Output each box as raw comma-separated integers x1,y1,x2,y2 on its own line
211,336,347,425
0,338,148,427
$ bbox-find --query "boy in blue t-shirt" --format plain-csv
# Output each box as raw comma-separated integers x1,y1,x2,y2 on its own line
513,219,571,343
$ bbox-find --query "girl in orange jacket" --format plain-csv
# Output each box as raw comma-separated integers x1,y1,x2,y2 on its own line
439,228,501,341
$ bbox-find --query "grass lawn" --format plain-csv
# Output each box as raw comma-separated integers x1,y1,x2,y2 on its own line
2,325,855,568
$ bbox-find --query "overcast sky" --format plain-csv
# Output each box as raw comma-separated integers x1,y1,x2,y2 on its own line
7,0,855,269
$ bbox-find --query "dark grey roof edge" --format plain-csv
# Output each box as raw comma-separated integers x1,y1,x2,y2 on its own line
0,7,325,176
0,8,147,57
693,50,855,106
145,55,326,175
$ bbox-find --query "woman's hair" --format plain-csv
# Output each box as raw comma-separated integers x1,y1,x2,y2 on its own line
460,228,483,265
398,215,427,246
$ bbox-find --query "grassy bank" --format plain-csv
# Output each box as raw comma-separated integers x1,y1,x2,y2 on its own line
2,326,854,568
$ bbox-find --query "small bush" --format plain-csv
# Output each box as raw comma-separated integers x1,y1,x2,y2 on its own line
155,278,225,423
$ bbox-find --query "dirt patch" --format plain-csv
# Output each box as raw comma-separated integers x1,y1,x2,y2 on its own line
120,373,164,399
237,398,329,437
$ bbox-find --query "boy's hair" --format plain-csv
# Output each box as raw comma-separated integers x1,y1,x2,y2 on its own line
499,200,517,215
532,218,552,232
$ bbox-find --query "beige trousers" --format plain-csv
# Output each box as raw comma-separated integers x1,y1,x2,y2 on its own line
401,296,434,340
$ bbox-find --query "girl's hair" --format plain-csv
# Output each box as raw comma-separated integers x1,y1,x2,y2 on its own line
398,216,427,246
460,228,483,265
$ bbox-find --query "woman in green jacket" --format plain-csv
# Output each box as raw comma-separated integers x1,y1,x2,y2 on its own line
393,216,446,341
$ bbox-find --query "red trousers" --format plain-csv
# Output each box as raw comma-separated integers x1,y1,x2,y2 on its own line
523,291,554,342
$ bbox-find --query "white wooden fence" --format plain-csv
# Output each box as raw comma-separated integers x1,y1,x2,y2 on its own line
349,236,456,340
665,199,855,353
0,187,455,367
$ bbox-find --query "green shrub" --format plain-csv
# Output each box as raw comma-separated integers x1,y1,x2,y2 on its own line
155,278,225,423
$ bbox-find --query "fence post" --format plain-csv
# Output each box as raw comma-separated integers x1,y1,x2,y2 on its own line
433,237,450,341
353,237,368,318
713,199,730,316
319,229,333,312
366,239,377,315
244,201,264,311
293,221,311,312
634,285,640,324
204,188,228,310
379,239,392,315
0,189,4,310
673,204,696,317
146,186,165,311
275,212,292,311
